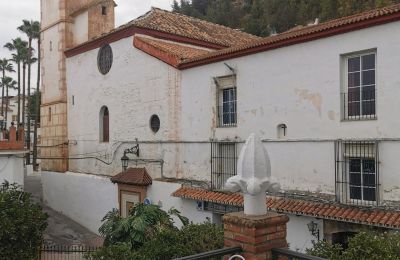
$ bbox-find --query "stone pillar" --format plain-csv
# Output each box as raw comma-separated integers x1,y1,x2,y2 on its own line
223,212,289,260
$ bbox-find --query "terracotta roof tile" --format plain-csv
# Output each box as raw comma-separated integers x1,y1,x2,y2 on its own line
172,186,400,229
136,36,212,61
111,167,152,186
178,3,400,69
129,8,260,47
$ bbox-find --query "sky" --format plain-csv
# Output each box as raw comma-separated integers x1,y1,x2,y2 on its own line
0,0,174,94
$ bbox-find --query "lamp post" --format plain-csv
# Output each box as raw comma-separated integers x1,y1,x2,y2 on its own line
120,139,140,171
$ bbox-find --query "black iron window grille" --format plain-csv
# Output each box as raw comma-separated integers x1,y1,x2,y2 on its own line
215,75,237,127
211,142,238,190
342,52,376,120
335,140,380,206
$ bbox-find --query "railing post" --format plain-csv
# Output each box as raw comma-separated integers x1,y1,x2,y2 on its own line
223,212,289,260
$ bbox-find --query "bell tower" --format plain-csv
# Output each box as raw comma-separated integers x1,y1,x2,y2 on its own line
40,0,115,172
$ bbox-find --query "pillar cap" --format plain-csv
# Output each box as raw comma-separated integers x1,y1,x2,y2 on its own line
223,211,289,228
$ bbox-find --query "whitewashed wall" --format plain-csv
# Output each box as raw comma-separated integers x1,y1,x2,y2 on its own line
180,21,400,200
65,21,400,206
287,215,323,252
0,153,25,187
42,171,213,232
42,171,118,234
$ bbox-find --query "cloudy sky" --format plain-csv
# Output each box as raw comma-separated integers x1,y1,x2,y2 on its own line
0,0,174,93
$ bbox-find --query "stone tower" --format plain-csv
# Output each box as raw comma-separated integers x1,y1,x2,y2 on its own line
40,0,115,172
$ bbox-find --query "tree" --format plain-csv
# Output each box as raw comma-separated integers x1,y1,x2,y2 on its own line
5,79,17,127
0,181,48,259
0,59,15,125
18,20,40,164
4,38,28,126
307,231,400,260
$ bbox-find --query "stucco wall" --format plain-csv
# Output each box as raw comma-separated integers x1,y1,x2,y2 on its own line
65,21,400,202
42,171,118,234
42,171,213,232
287,215,323,252
0,154,24,187
73,11,88,46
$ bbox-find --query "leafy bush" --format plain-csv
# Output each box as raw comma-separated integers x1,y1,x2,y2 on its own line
88,204,223,260
0,181,48,259
307,231,400,260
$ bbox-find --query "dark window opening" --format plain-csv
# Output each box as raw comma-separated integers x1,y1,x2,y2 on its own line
102,6,107,15
343,53,376,120
332,232,357,250
335,140,379,206
100,106,109,142
48,107,51,122
150,115,160,133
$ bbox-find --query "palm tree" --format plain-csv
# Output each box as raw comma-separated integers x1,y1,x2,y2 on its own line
18,20,40,164
4,38,28,127
0,59,15,123
33,23,41,170
0,77,17,128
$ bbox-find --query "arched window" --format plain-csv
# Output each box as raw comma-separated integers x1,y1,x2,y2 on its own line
100,106,109,142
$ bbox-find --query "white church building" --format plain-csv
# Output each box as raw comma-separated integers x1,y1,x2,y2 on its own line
40,1,400,251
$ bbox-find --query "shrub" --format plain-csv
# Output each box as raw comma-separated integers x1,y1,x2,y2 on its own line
89,204,224,259
307,231,400,260
0,181,48,259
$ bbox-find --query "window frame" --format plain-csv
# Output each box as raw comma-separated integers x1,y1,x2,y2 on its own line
342,50,377,121
215,75,237,128
99,106,109,143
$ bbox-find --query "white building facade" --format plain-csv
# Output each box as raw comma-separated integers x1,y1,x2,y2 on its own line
42,3,400,252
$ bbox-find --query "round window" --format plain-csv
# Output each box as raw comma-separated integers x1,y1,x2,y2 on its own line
150,115,160,133
97,44,113,75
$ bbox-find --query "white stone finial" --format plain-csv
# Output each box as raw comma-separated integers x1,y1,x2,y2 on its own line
224,133,280,216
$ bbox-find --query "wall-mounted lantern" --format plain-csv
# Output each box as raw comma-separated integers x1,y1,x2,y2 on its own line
307,221,320,241
120,139,140,171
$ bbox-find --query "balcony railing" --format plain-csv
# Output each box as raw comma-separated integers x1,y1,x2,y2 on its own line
341,89,376,120
272,248,326,260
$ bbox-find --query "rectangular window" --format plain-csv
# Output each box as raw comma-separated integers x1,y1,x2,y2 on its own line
211,142,238,190
102,6,107,15
335,141,379,205
342,52,376,120
215,75,237,127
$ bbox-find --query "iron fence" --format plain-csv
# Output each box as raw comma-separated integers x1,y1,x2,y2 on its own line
272,248,326,260
335,140,380,206
173,246,242,260
341,90,376,120
211,141,238,190
39,245,98,260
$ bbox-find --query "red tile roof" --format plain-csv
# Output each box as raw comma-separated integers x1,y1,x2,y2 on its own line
172,187,400,229
177,3,400,69
111,167,152,186
65,7,259,57
134,36,212,67
130,8,260,48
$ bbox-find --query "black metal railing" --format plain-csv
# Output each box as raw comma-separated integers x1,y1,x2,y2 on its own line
217,104,237,127
211,142,238,190
39,245,99,260
173,246,243,260
272,248,327,260
335,140,380,206
341,90,376,120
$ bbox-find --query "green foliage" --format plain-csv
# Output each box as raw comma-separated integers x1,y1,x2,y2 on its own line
172,0,400,36
0,181,48,260
90,204,223,260
307,231,400,260
27,91,41,122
